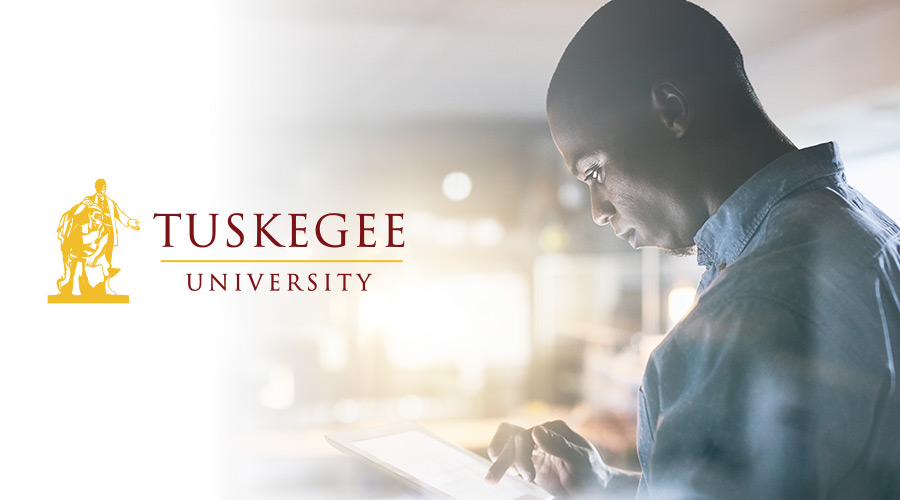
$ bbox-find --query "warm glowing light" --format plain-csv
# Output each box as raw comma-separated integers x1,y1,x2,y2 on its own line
319,332,348,372
381,274,531,370
257,363,295,410
433,218,467,247
442,171,472,201
470,218,505,247
333,398,363,423
359,291,391,332
538,225,569,253
667,286,697,327
397,395,426,419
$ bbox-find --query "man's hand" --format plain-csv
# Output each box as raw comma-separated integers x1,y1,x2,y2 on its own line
484,420,611,498
128,218,140,230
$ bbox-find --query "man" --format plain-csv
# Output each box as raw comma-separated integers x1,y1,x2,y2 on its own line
486,0,900,498
57,179,140,294
74,178,140,265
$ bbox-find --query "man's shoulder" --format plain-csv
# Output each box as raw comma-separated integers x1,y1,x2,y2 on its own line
763,186,900,259
654,186,897,382
723,187,900,298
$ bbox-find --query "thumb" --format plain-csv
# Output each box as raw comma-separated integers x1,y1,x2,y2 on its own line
532,426,579,461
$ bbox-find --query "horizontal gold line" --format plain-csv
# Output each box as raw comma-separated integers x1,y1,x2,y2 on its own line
160,259,402,263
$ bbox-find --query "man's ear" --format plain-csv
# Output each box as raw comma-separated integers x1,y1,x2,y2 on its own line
651,82,692,139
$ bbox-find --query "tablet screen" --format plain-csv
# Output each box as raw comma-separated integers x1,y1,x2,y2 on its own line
329,424,552,500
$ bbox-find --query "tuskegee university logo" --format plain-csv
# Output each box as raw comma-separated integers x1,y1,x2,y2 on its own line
48,178,141,304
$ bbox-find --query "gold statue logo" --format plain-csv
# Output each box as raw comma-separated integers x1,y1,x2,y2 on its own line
49,179,140,303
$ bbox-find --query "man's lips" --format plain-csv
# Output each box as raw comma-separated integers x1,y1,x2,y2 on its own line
615,228,637,247
610,219,636,245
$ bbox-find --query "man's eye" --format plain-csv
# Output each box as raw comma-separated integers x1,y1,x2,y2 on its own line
585,166,604,183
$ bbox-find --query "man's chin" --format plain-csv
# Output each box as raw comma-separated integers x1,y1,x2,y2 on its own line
660,245,697,257
631,233,696,256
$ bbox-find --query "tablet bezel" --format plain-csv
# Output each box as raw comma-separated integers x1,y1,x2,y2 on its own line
325,421,553,500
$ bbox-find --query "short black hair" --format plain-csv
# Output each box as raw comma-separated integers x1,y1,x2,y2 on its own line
549,0,757,112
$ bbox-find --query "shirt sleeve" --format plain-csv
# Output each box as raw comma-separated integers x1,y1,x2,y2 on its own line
639,294,881,499
110,200,131,225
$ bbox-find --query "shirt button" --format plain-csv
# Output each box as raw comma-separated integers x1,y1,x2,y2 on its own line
718,263,726,272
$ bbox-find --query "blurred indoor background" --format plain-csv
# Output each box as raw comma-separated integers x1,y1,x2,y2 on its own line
214,1,900,498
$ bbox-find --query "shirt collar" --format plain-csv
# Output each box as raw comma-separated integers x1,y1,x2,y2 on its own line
694,142,845,268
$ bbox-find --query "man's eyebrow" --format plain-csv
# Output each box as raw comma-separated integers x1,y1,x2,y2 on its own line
569,154,587,178
572,155,596,181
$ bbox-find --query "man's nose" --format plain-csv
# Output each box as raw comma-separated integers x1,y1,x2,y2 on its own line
589,183,615,226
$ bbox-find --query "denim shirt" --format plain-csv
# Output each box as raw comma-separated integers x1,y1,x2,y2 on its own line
636,143,900,499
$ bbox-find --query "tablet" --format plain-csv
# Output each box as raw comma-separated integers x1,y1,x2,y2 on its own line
326,422,554,500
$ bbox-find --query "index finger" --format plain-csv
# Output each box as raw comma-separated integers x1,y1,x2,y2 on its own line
487,422,524,461
484,438,516,484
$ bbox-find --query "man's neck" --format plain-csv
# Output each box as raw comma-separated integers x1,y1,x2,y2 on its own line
702,119,797,218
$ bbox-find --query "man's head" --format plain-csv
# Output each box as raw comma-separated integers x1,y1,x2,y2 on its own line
95,178,107,195
548,0,767,251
